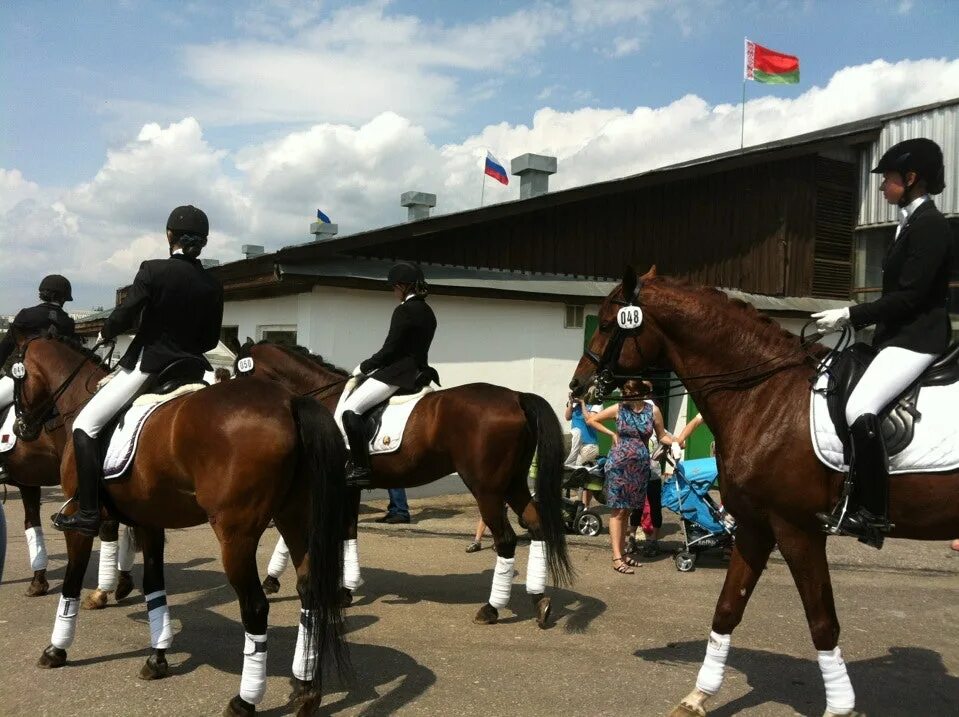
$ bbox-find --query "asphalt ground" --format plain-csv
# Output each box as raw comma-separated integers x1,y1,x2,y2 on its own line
0,488,956,717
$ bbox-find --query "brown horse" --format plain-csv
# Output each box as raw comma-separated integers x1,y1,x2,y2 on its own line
570,267,959,717
236,340,572,627
1,407,132,604
13,336,348,716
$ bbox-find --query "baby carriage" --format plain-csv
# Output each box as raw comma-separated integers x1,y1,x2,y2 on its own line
659,449,735,572
519,461,605,536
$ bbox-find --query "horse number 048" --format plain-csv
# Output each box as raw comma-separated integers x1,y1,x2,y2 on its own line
617,306,643,330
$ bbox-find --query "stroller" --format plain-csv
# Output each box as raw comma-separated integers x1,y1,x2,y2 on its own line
556,461,608,537
659,447,735,572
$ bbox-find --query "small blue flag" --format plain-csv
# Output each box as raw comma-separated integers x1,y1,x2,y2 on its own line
316,208,331,223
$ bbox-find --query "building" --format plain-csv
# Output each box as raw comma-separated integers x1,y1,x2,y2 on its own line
76,99,958,457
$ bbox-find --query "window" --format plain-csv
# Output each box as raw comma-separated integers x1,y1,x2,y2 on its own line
259,326,298,346
564,304,584,329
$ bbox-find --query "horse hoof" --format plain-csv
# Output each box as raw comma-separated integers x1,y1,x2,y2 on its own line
530,594,552,629
473,603,499,625
82,589,110,610
116,571,134,601
223,695,256,717
339,587,353,608
37,645,67,669
26,572,49,597
668,702,706,717
262,575,280,595
289,678,321,715
139,653,169,680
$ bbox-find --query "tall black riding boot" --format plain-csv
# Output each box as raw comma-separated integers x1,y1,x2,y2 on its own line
53,429,102,537
342,411,373,489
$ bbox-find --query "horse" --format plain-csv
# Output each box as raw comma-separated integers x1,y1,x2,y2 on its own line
236,340,573,627
1,406,133,604
569,266,959,717
13,336,349,716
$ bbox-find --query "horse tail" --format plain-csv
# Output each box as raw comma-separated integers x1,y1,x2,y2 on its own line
291,396,351,684
519,392,574,587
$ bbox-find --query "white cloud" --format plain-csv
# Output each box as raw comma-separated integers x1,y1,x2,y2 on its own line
898,0,914,14
3,56,958,312
606,36,642,58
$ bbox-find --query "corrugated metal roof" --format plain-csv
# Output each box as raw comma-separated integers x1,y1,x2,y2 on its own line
858,101,959,226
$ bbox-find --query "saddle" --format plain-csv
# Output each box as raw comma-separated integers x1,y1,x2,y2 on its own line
342,368,440,453
824,341,959,457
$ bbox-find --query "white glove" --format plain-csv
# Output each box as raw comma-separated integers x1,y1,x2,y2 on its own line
96,371,116,390
811,307,850,332
351,364,363,377
96,332,104,343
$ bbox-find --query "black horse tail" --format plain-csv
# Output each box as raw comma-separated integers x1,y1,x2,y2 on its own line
291,396,351,686
519,393,574,587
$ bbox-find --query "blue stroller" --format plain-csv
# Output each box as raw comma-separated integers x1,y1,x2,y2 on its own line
660,452,736,572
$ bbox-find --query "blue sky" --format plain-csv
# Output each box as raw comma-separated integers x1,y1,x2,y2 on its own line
1,0,958,311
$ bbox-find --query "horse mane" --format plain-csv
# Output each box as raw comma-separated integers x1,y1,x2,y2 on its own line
48,334,108,367
258,340,350,377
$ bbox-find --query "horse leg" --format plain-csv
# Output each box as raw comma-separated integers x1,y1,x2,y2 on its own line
37,529,94,668
340,487,362,607
505,482,551,629
773,519,858,717
262,536,289,595
82,519,120,610
219,535,271,717
473,494,517,625
669,522,775,717
137,527,171,680
20,485,49,596
116,524,136,601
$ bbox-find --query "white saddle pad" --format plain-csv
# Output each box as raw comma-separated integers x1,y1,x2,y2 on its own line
103,384,206,480
336,379,435,455
0,406,16,454
810,365,959,475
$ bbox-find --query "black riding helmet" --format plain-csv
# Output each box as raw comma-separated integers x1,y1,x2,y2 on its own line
167,205,209,237
388,262,424,286
38,274,73,302
871,138,946,195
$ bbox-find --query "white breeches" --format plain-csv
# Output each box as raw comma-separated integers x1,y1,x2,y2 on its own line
0,375,14,408
334,378,397,427
564,428,582,466
845,346,937,425
74,359,152,438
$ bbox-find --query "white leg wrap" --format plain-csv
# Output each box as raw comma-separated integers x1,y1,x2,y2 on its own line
695,631,731,695
342,538,363,590
818,647,856,714
240,633,268,705
488,556,515,609
117,526,136,572
525,540,547,595
267,537,290,579
51,595,80,649
292,609,316,681
98,540,120,591
145,590,174,649
25,526,48,571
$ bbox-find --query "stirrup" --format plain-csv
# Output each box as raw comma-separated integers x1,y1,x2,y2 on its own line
345,464,373,489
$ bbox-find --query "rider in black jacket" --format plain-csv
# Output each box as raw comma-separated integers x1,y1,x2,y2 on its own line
54,206,223,536
813,138,954,546
335,262,437,488
0,275,76,408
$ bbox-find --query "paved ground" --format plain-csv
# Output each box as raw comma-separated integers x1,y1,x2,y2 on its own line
0,489,956,716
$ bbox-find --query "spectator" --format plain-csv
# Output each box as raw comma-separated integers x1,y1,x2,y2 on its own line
676,413,706,449
564,394,601,507
588,380,672,574
214,367,232,383
375,488,411,524
627,436,665,556
952,538,959,552
466,518,487,553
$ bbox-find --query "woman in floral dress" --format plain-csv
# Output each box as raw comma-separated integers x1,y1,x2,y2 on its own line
588,380,673,574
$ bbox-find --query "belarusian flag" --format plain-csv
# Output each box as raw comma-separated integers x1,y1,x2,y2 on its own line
744,39,799,84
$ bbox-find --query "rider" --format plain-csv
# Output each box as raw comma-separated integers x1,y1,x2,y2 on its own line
0,275,76,411
337,262,437,488
54,206,224,536
812,138,952,544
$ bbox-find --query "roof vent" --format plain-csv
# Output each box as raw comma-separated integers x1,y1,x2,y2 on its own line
511,153,557,199
309,221,339,242
401,191,437,221
200,258,220,268
241,244,264,259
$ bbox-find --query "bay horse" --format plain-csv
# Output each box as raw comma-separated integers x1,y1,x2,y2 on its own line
13,336,348,716
236,340,572,627
1,411,133,604
570,266,959,717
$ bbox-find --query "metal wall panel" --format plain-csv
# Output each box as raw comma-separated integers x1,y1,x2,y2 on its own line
858,104,959,226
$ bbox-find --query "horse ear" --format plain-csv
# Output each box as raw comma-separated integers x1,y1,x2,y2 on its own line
641,265,657,280
243,337,254,347
622,266,638,299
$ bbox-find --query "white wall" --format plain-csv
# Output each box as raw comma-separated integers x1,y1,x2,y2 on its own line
223,286,598,422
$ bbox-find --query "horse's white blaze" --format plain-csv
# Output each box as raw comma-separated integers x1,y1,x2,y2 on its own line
51,595,80,649
525,540,547,595
25,526,48,571
488,556,515,608
240,632,268,704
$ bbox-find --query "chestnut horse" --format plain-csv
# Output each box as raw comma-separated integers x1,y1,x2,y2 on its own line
236,340,572,627
570,267,959,717
1,411,133,603
13,336,348,716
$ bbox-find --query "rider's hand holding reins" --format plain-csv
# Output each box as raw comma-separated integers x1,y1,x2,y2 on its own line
811,307,850,332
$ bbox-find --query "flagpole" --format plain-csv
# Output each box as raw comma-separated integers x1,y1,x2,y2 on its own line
741,36,748,152
480,171,487,208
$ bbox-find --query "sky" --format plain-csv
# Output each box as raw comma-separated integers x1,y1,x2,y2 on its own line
1,0,958,311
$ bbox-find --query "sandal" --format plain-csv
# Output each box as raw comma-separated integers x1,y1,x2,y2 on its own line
612,558,634,574
621,555,643,568
465,541,482,553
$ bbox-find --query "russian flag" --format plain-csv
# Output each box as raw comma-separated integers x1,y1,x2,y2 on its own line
316,208,332,223
484,152,509,186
